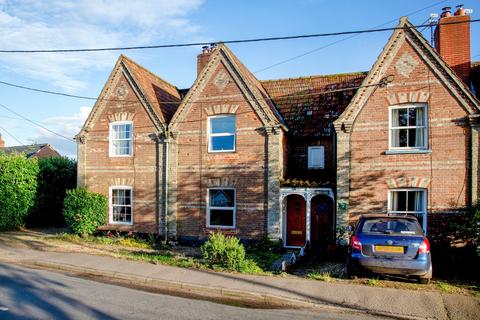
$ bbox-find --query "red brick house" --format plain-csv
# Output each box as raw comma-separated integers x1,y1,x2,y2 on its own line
77,8,480,247
335,9,480,239
0,133,61,159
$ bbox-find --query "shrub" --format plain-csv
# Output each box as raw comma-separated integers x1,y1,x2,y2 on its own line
201,233,246,271
63,188,107,236
28,157,76,227
0,153,39,230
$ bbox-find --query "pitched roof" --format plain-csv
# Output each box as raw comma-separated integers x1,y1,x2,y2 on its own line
120,55,181,124
261,73,367,137
220,45,285,126
1,144,58,158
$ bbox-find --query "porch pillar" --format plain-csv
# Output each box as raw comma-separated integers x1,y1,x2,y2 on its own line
305,191,311,246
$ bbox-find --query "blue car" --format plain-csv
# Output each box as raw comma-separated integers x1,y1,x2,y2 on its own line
346,214,432,284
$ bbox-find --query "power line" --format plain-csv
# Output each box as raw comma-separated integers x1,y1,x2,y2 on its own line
0,125,25,146
254,0,449,73
0,19,478,54
0,74,388,106
0,102,75,142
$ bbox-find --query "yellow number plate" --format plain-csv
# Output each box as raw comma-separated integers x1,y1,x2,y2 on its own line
375,246,404,253
291,230,303,235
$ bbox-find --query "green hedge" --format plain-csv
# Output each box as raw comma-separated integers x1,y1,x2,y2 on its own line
28,157,76,227
63,188,107,236
0,154,39,231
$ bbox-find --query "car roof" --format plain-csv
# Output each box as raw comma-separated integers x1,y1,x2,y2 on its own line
358,214,419,220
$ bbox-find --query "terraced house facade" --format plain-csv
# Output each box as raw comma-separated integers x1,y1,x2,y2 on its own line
77,9,480,248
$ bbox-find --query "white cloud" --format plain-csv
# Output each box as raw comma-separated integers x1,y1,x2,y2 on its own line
30,106,92,158
0,0,204,92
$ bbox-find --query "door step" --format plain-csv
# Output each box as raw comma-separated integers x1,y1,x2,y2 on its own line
271,247,305,272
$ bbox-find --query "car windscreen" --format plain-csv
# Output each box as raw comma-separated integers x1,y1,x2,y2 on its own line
360,218,423,235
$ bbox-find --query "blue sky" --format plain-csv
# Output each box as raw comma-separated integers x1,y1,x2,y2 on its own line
0,0,479,157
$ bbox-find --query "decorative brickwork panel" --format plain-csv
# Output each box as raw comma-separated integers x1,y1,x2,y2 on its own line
395,52,419,78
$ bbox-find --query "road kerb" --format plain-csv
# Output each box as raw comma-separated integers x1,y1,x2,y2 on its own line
0,257,431,320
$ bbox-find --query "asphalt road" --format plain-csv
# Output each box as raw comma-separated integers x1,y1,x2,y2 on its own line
0,263,386,320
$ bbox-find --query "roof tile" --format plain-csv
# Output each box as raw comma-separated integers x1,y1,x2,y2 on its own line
261,72,367,137
121,55,182,124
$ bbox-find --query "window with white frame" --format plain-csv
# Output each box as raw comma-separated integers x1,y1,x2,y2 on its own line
110,187,133,224
308,146,325,169
110,121,133,156
208,115,236,152
388,189,427,232
389,104,427,150
207,188,235,228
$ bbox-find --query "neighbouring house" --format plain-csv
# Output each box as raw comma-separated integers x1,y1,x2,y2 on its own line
77,7,480,248
0,134,61,159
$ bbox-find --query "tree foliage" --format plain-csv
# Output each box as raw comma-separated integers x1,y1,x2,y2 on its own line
28,157,77,227
0,153,39,231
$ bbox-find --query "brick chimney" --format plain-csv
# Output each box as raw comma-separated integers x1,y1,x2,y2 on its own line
197,44,216,76
0,133,4,148
434,5,471,84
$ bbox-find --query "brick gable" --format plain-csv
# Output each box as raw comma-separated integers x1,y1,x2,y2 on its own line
334,17,480,233
170,59,279,239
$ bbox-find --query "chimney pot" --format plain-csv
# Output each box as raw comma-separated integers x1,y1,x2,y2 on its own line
441,6,452,17
454,4,465,16
434,5,471,84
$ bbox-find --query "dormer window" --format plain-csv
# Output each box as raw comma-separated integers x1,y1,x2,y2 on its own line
389,104,427,150
109,121,133,157
208,115,236,152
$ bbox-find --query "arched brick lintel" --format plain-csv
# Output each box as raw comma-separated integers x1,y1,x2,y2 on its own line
204,104,239,116
386,176,431,189
386,91,430,105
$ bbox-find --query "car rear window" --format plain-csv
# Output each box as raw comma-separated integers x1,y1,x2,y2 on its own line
360,218,423,235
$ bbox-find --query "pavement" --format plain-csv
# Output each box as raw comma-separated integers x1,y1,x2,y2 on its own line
0,241,479,320
0,263,373,320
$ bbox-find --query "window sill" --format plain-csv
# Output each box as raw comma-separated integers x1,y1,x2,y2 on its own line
207,150,236,154
384,149,432,155
109,221,133,226
204,227,239,234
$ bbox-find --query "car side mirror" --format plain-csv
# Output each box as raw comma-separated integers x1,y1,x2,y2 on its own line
346,225,353,233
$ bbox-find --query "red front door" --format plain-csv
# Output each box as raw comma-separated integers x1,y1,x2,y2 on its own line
310,195,333,249
286,194,306,247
